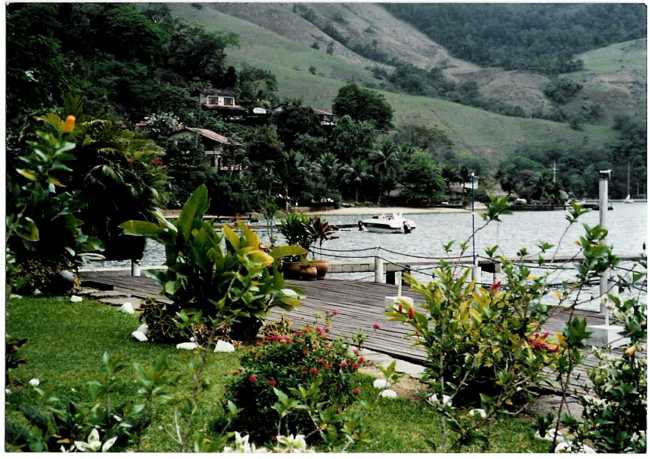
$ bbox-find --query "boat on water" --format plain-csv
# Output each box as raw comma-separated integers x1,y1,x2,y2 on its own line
624,194,635,204
358,213,416,234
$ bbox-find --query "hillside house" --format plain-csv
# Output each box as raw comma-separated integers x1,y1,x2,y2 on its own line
199,89,246,119
184,127,243,172
312,108,336,127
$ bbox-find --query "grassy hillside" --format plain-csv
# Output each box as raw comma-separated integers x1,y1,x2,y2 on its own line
562,39,647,123
169,3,619,162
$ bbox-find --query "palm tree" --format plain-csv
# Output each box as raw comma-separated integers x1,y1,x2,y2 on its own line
342,158,373,203
369,139,403,204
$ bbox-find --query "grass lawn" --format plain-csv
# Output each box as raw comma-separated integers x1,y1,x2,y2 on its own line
6,297,550,452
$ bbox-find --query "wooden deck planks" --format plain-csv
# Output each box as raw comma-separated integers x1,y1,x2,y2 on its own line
80,271,619,393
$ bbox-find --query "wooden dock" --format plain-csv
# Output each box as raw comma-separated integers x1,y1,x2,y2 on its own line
80,271,623,395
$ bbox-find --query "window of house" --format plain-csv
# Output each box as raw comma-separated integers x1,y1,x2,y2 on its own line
223,97,235,106
206,95,220,105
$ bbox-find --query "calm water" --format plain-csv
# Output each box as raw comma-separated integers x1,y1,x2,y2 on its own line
87,202,647,267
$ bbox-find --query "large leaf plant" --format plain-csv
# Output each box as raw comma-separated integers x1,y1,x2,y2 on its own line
120,185,305,326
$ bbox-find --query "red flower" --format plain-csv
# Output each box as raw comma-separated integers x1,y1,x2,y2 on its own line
352,387,361,396
407,306,415,320
248,374,258,384
352,363,360,370
326,309,340,318
490,280,502,292
309,367,319,376
267,377,277,387
150,157,163,166
357,356,365,364
372,322,382,330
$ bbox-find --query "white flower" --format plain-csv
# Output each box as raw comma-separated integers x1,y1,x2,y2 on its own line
379,389,398,399
373,378,390,389
5,388,11,395
28,378,40,387
70,295,83,303
223,432,268,453
131,331,148,342
554,441,595,454
176,342,199,350
214,340,235,353
428,393,453,407
535,428,564,442
469,408,487,419
119,302,135,314
74,428,117,452
33,289,42,295
274,433,314,453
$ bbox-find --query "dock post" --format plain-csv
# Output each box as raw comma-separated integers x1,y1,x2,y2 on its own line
374,256,385,283
131,259,141,277
598,170,610,326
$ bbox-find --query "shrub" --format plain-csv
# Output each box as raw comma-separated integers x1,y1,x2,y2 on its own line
388,259,559,406
6,114,102,294
221,322,364,444
120,185,305,341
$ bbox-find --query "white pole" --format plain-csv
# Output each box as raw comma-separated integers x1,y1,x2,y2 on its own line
374,256,385,283
396,271,403,296
598,170,610,327
131,259,141,277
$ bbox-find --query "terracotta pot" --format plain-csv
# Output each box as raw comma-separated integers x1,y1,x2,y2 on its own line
283,262,318,280
311,260,329,280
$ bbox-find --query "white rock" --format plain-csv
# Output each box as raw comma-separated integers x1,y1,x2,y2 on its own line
9,294,22,299
119,302,135,314
379,389,398,399
29,378,40,387
135,323,149,335
469,408,487,419
131,331,148,342
373,378,390,389
70,295,83,303
214,340,235,353
176,342,199,350
33,289,42,295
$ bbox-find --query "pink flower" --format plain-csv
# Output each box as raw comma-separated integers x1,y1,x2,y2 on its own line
372,322,382,330
267,377,277,387
248,374,258,384
490,280,502,292
309,367,319,376
352,387,361,396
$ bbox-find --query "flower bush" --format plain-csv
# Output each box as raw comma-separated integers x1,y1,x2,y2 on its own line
387,257,560,406
219,322,364,444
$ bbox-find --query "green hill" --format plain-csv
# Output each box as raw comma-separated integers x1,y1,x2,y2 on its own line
169,3,620,162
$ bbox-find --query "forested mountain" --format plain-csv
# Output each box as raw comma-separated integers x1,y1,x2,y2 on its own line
384,3,646,74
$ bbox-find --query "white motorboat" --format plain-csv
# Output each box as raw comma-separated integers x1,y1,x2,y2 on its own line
624,194,635,204
359,213,416,234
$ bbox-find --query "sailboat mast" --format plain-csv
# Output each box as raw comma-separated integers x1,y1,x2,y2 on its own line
627,161,631,197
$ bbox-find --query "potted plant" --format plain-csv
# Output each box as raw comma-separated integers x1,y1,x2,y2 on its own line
308,216,338,279
278,213,337,280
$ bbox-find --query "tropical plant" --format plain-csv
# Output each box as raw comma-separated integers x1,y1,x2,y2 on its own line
277,212,313,254
6,114,102,294
120,185,305,340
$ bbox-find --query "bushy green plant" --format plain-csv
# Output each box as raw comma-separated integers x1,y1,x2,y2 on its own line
277,212,313,253
6,114,102,294
220,322,364,444
5,353,172,452
120,185,305,340
559,261,647,453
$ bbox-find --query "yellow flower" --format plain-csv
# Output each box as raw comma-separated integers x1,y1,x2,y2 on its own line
63,115,76,133
551,290,562,301
624,345,637,358
527,274,538,281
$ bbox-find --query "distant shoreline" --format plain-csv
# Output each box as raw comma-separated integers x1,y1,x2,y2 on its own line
304,206,474,216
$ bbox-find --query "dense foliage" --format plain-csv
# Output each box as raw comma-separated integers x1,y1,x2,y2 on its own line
332,84,394,130
120,185,305,341
385,4,646,74
498,118,647,201
220,322,364,445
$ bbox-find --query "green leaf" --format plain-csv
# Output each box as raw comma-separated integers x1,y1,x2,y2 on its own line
16,217,40,241
119,220,162,239
177,184,209,241
223,224,240,251
16,168,37,181
269,245,307,260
